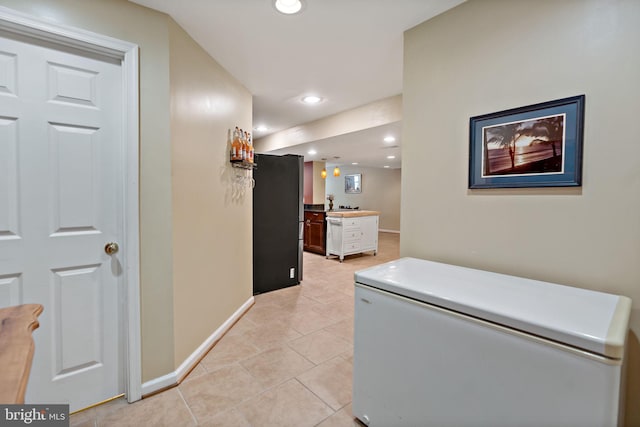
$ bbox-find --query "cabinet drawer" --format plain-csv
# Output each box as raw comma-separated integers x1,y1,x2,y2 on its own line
344,241,361,252
305,211,325,222
343,218,360,227
344,230,361,240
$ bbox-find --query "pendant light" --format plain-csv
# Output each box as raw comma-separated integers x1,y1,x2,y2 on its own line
321,168,327,179
332,156,341,177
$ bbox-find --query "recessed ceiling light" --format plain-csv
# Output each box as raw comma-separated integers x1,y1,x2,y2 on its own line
384,165,390,168
255,125,268,132
387,155,396,159
351,162,359,165
274,0,303,14
301,95,322,104
384,136,396,143
308,149,317,155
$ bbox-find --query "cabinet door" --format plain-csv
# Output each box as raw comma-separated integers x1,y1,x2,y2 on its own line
360,216,379,250
308,220,325,253
303,212,326,254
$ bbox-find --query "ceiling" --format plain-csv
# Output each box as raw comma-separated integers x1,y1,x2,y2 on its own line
268,122,403,169
128,0,465,168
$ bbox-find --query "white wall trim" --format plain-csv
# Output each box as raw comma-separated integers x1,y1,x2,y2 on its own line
0,6,134,58
380,229,400,234
140,372,176,398
141,296,255,397
122,46,142,404
0,5,142,404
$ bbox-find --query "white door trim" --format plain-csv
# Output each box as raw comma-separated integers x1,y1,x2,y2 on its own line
0,6,142,403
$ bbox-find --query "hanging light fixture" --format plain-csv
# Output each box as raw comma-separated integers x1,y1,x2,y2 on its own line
333,166,340,177
321,168,327,179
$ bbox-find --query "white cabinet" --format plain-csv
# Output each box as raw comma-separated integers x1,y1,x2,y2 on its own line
326,212,378,262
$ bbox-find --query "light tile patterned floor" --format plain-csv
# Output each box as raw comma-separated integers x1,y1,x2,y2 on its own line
71,232,400,427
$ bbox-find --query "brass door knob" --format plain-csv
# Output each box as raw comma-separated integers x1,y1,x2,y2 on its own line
104,242,119,255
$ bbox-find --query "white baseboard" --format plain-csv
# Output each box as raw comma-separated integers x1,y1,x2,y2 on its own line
141,371,175,397
141,296,255,397
379,229,400,234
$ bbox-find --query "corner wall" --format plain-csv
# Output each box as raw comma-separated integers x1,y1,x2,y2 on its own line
402,0,640,424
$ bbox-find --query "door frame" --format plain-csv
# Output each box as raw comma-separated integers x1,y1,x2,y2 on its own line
0,6,142,403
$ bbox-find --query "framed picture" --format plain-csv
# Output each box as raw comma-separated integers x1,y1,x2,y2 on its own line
345,173,362,193
469,95,585,189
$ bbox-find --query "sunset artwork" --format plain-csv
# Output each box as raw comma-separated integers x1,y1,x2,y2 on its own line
481,114,565,177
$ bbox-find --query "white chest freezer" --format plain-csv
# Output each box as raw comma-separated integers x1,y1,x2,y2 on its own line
352,258,631,427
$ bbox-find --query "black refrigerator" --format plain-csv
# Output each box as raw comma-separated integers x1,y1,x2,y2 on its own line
253,154,303,295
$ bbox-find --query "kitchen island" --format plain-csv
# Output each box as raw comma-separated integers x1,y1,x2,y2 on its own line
326,210,380,262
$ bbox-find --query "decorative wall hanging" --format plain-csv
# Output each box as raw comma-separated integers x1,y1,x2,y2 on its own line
345,173,362,194
469,95,585,189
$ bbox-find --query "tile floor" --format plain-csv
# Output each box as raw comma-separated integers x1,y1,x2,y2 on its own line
71,232,400,427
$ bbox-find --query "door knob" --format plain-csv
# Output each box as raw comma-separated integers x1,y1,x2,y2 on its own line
104,242,119,255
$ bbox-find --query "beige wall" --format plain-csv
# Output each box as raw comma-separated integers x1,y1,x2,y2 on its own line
303,161,326,204
303,162,313,204
402,0,640,424
168,20,252,366
312,161,327,205
0,0,253,383
326,165,401,231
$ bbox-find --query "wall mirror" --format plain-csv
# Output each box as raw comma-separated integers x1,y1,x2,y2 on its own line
345,173,362,194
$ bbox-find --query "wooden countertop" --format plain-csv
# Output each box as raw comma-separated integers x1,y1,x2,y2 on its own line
326,210,380,218
0,304,43,404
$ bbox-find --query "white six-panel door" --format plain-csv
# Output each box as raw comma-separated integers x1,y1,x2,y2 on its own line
0,32,123,411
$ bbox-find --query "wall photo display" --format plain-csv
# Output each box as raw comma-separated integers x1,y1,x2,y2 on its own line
469,95,585,188
345,174,362,193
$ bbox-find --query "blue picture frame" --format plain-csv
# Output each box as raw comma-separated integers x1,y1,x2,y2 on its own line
469,95,585,188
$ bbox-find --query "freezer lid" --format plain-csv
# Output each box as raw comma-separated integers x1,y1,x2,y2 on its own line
354,258,632,359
